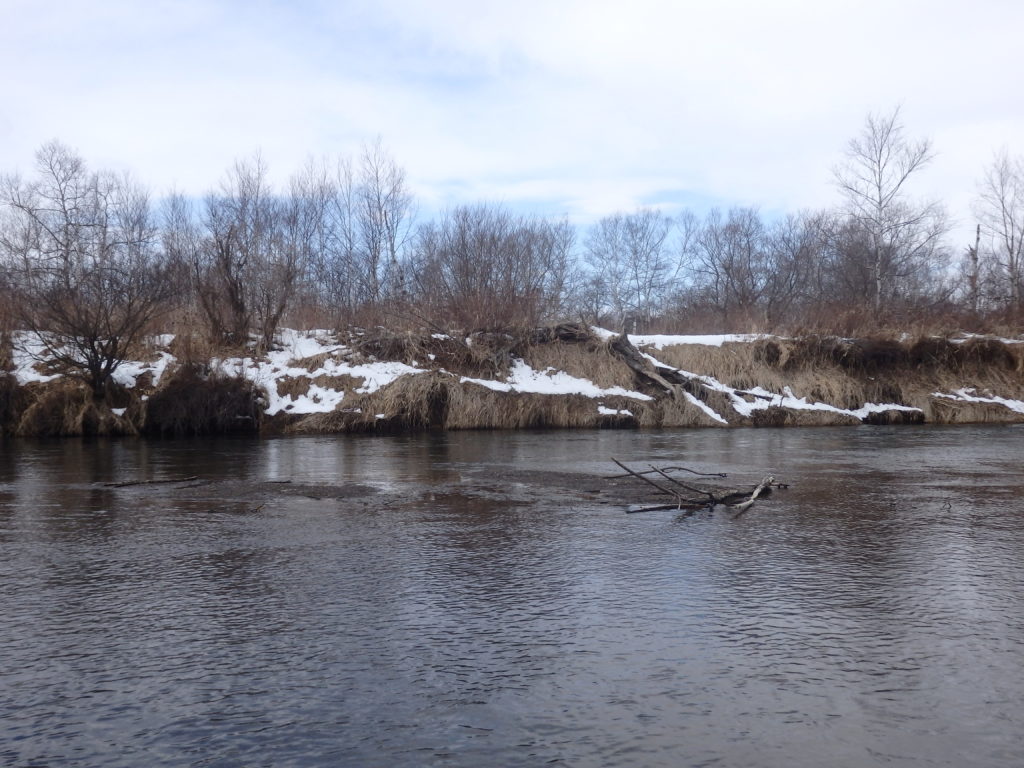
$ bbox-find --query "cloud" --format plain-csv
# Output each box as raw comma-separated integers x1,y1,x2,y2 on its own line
1,0,1022,245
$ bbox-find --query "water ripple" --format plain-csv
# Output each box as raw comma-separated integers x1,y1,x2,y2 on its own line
1,427,1024,766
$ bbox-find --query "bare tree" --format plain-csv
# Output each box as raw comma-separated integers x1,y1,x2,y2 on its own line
412,203,574,329
294,156,357,321
583,209,674,331
356,139,414,307
0,141,173,400
194,155,305,350
833,107,948,312
974,149,1024,310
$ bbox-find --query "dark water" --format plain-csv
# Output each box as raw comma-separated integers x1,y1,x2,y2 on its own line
2,426,1023,767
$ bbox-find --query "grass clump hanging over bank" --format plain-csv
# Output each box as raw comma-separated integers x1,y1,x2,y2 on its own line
14,380,137,437
143,365,263,437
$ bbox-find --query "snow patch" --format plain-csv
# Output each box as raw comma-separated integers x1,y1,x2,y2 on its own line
10,333,61,384
207,330,428,416
683,391,728,424
112,351,175,389
630,333,770,349
598,405,633,417
461,359,653,401
590,327,769,348
933,388,1024,415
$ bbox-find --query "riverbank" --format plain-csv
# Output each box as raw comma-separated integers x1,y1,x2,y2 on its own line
3,325,1023,436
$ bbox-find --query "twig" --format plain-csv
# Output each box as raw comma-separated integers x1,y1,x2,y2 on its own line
611,458,681,501
648,465,718,504
605,465,727,479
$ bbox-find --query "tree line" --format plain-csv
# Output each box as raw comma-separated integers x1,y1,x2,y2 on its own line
1,108,1022,399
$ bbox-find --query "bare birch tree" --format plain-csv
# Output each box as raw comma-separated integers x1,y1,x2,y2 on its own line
357,139,414,306
833,107,948,312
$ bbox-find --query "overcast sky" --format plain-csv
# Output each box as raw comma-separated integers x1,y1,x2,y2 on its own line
2,0,1021,245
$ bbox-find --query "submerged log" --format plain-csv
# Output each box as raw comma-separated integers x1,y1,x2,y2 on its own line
103,475,200,488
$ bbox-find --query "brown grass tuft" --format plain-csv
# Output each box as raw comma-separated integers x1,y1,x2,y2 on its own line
15,380,137,437
144,365,262,436
957,338,1018,371
0,374,28,435
925,396,1024,424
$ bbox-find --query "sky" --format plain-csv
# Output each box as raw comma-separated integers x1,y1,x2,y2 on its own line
2,0,1022,247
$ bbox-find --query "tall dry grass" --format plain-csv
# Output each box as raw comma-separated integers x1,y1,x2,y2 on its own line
644,334,1024,422
15,380,138,437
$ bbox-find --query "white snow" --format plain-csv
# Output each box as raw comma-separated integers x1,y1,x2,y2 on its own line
643,350,921,423
630,333,770,349
590,327,769,348
461,359,654,401
683,391,729,424
276,328,345,359
112,351,175,389
10,333,61,384
598,405,633,416
217,352,425,416
950,333,1024,345
932,388,1024,415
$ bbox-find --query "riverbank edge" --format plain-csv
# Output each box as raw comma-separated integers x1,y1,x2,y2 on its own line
2,327,1023,437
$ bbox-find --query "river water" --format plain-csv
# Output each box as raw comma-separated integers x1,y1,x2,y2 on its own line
1,426,1023,767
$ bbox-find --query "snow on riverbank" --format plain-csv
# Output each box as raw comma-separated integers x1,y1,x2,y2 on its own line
6,327,1024,426
932,388,1024,415
590,326,769,348
461,360,653,401
636,349,921,425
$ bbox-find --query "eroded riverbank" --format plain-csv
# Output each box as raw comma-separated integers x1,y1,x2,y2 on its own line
3,326,1024,437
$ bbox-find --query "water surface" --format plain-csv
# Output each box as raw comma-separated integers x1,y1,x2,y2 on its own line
2,426,1023,767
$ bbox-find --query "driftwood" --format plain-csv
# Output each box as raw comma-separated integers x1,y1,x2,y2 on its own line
612,458,782,515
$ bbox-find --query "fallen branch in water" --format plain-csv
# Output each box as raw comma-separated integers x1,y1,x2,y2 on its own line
611,458,782,516
728,475,775,518
604,465,728,480
103,475,199,488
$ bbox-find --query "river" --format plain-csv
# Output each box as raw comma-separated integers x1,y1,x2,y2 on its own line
2,425,1023,767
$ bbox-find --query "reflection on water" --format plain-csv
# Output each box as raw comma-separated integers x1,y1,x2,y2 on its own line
2,426,1024,767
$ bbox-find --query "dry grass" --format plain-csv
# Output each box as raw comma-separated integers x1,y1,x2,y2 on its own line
924,397,1024,424
143,365,262,436
352,328,512,378
520,340,641,392
290,350,337,372
0,374,27,435
15,380,138,437
640,335,1024,425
